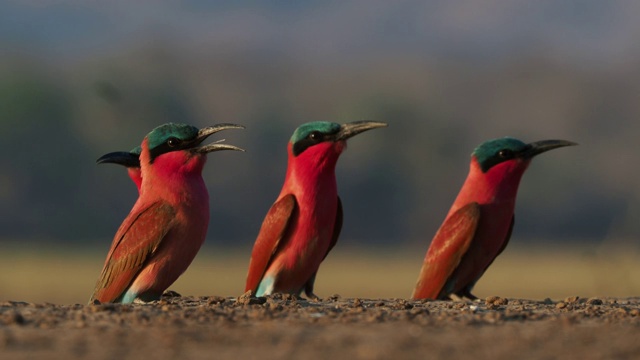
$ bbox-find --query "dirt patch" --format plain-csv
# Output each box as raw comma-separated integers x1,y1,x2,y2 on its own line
0,294,639,359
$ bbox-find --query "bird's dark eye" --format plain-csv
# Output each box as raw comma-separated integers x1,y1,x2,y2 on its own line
309,131,323,141
498,149,514,159
167,137,180,148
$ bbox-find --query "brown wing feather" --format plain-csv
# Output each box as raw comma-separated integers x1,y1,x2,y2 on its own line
411,202,481,300
244,194,297,293
90,201,176,303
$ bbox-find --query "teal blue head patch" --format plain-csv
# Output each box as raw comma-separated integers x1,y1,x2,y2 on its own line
147,123,199,149
472,137,528,172
146,123,200,161
290,121,341,156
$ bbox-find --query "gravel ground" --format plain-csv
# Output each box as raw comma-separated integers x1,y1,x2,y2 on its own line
0,293,639,360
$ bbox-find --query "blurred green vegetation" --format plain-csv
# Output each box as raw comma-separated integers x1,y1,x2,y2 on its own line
0,2,639,253
0,49,637,249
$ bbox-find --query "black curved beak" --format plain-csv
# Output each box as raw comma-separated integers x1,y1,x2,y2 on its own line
192,123,246,153
522,140,577,159
96,151,141,168
336,121,388,141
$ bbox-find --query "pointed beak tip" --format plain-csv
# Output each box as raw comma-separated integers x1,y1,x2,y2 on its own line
553,139,579,148
96,153,113,164
360,121,388,129
526,139,578,158
214,123,246,131
218,124,245,131
337,120,388,141
196,143,245,154
197,123,246,138
228,145,246,152
95,151,140,167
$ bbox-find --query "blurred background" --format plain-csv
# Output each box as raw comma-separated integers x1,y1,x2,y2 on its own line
1,0,639,304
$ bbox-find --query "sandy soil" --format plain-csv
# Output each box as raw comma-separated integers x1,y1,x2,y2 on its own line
0,293,638,360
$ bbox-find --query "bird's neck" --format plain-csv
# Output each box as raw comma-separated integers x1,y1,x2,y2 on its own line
281,142,341,199
139,144,209,205
450,157,529,215
128,168,142,193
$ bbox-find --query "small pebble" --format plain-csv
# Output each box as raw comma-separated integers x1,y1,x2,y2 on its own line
564,296,580,304
1,312,25,325
207,296,226,305
586,298,603,306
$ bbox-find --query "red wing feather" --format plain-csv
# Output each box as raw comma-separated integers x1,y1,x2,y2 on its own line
90,201,176,303
412,202,481,300
244,194,297,293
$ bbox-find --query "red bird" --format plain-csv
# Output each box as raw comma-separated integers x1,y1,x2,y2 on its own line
90,123,244,303
412,137,576,300
245,121,387,298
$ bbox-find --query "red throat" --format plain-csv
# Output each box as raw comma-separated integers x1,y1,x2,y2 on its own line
284,141,344,188
128,168,142,192
139,139,208,197
449,157,530,215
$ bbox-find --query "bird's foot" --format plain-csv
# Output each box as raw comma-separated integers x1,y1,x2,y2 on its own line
449,294,476,302
462,291,479,301
305,292,321,301
161,290,182,298
236,291,267,305
132,291,165,304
